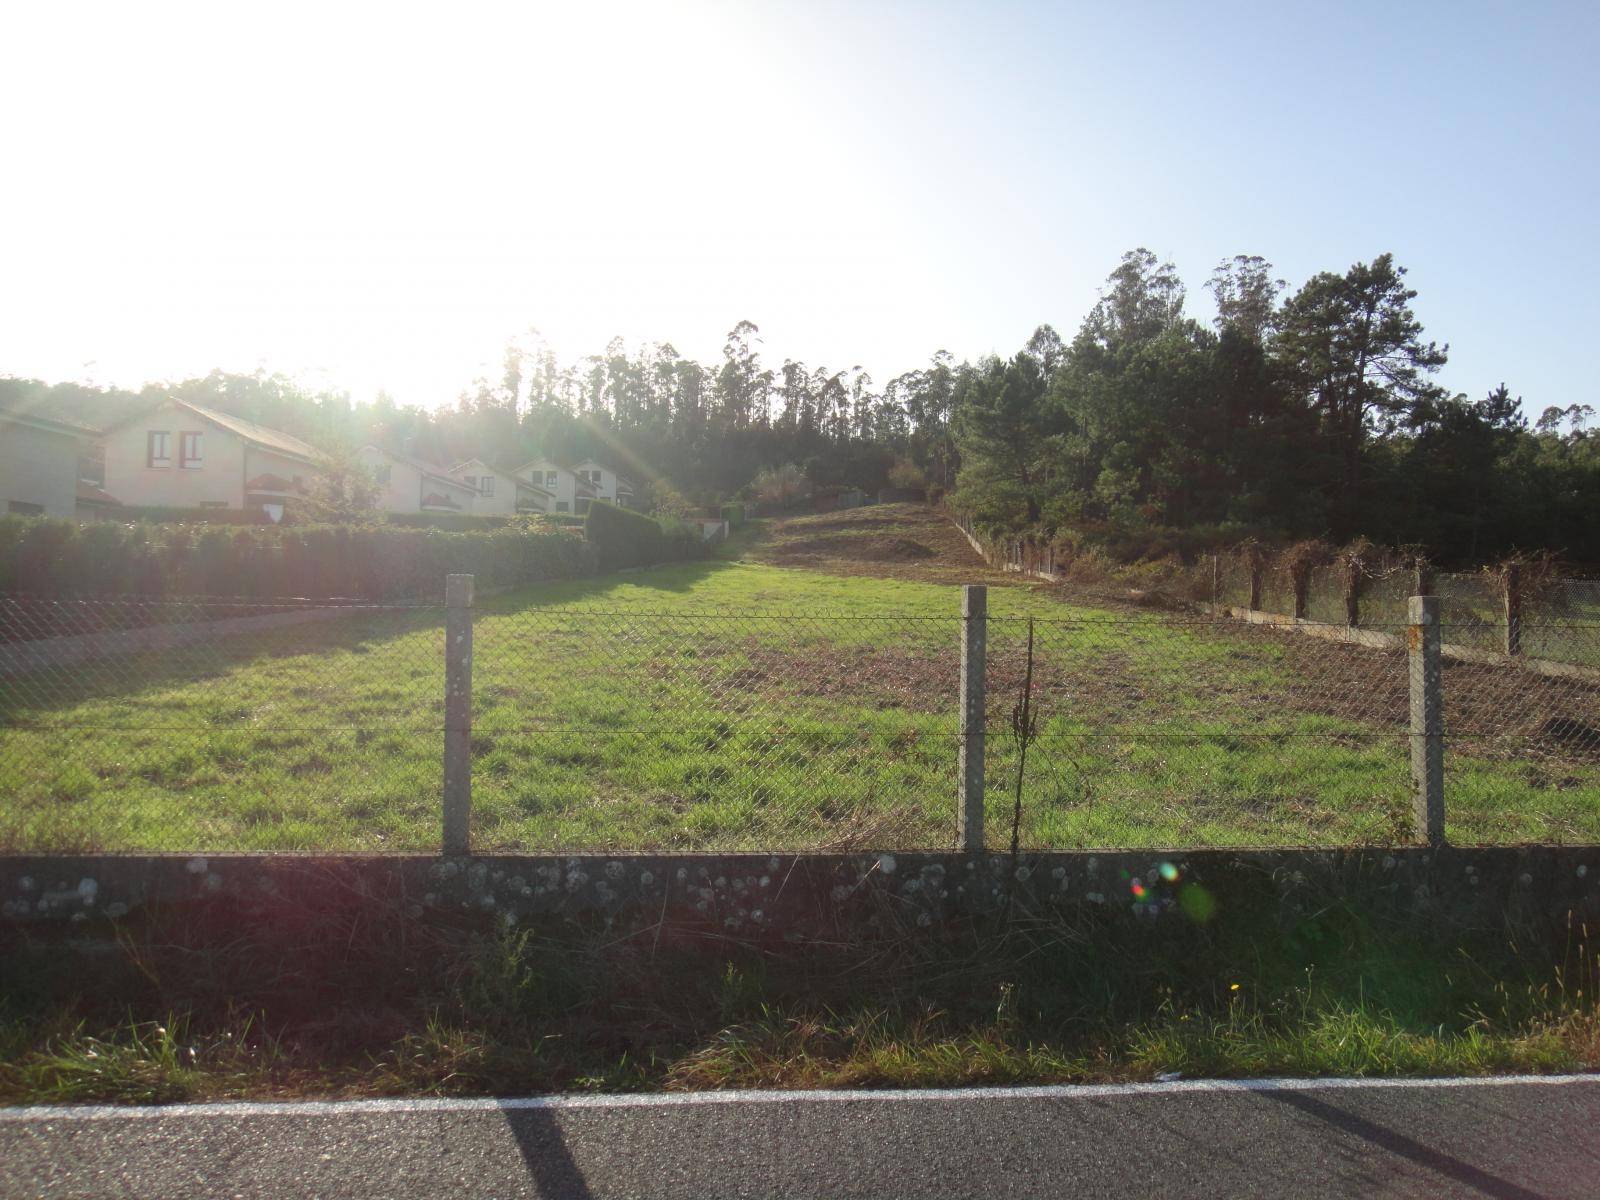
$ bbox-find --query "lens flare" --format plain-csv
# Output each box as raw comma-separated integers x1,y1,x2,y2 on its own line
1159,862,1180,883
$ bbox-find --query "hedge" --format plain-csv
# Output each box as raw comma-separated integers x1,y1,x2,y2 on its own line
584,501,705,572
0,517,596,601
112,508,518,532
114,505,276,526
380,512,518,532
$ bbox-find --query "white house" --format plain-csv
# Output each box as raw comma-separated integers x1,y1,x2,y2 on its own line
450,458,554,516
0,405,98,518
358,445,480,516
571,459,636,508
101,399,324,521
511,458,598,514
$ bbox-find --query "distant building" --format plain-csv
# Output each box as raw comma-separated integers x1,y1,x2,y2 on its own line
358,444,480,516
450,458,554,516
571,459,636,508
512,458,598,514
101,399,324,522
0,406,99,518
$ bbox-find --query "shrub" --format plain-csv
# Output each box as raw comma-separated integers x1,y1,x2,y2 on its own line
111,509,525,533
887,458,927,490
719,502,745,528
113,506,274,526
0,517,597,601
380,513,518,532
585,502,704,572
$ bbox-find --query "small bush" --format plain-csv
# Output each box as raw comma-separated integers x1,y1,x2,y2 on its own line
719,503,745,528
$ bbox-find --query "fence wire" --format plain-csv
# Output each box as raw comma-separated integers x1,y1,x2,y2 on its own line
3,591,1600,853
1,595,445,852
983,614,1415,849
467,609,960,851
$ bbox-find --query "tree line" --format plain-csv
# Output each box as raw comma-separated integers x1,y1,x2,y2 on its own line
3,247,1596,564
951,250,1599,565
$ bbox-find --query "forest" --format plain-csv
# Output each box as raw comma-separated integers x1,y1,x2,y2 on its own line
4,249,1597,565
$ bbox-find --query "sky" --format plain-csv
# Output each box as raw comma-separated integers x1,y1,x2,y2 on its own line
2,0,1596,415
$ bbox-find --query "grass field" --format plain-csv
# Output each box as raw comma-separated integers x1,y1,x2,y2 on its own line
3,506,1599,850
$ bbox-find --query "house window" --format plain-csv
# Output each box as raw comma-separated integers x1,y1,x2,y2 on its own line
556,501,569,512
147,431,171,467
374,464,392,485
79,445,105,487
480,476,494,496
6,500,44,516
545,470,557,488
179,431,204,468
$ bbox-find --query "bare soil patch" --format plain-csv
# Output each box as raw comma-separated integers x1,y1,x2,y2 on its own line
749,504,1010,585
741,505,1600,769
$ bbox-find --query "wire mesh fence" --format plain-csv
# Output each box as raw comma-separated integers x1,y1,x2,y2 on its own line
2,585,1599,853
466,609,962,851
1357,570,1417,627
982,614,1416,849
0,594,446,852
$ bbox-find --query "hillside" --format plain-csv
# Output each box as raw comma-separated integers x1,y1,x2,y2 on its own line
741,503,1011,586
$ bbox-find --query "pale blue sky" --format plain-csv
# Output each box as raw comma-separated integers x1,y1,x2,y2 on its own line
1,0,1594,412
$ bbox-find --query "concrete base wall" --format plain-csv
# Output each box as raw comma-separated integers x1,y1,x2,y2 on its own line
5,849,1598,936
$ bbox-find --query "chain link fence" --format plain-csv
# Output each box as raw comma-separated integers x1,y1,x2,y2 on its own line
2,584,1598,853
982,614,1415,850
1,595,445,852
466,608,961,851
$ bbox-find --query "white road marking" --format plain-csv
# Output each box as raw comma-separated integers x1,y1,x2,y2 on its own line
1,1073,1595,1122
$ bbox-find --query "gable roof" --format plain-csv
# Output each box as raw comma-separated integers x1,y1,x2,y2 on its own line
0,404,98,441
450,460,554,496
511,458,598,496
106,399,324,465
511,456,574,476
571,458,636,489
362,444,476,492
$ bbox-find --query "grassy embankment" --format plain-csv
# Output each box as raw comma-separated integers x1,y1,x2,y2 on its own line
3,505,1598,850
1,868,1595,1103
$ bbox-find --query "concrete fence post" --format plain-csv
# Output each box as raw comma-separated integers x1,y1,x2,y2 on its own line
443,573,475,855
1343,566,1361,629
1248,559,1263,612
1407,594,1445,847
1211,554,1222,608
958,584,987,851
1503,563,1523,657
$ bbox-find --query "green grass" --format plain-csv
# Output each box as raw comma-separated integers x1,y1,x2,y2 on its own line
4,552,1599,850
2,879,1595,1103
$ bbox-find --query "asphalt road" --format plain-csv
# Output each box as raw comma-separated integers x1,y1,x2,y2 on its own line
3,1076,1598,1199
